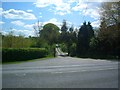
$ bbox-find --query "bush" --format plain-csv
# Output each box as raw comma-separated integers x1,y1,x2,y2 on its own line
70,43,76,57
60,43,67,52
2,48,48,62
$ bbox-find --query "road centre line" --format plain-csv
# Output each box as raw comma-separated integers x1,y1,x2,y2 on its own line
3,66,118,74
3,63,118,71
51,68,118,74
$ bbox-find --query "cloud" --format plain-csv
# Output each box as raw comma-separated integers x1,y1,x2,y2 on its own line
72,2,100,20
53,1,71,15
34,0,71,16
12,28,35,37
1,31,8,35
39,16,42,18
34,0,66,8
11,20,25,26
0,8,3,16
82,8,100,20
91,20,100,27
2,18,73,37
32,18,61,30
34,0,51,8
0,21,5,25
43,18,61,28
1,29,35,37
24,24,34,29
11,20,34,29
2,9,37,20
32,18,73,30
72,2,88,11
27,9,33,13
43,18,73,29
34,0,101,18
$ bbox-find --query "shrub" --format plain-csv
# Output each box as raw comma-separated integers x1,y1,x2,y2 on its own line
2,48,48,62
60,43,67,52
70,43,76,57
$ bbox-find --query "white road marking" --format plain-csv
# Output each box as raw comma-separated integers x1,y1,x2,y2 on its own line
52,72,63,74
15,73,26,76
51,68,117,74
3,63,118,71
3,63,118,74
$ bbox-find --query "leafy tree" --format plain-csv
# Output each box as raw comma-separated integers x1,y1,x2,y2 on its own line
100,2,120,26
40,23,60,45
59,20,77,55
2,33,34,48
98,2,120,58
60,43,68,52
70,43,76,57
2,31,14,48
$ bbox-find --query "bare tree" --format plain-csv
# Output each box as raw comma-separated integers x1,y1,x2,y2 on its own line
33,20,43,37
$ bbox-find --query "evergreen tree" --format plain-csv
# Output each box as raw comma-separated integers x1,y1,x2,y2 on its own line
69,25,74,33
87,22,94,40
77,21,94,56
61,20,68,32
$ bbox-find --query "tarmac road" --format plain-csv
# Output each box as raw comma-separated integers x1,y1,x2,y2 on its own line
2,56,118,88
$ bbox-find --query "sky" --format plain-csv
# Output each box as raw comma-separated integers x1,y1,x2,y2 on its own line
0,0,102,37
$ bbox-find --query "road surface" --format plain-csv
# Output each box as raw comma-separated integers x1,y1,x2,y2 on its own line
2,56,118,88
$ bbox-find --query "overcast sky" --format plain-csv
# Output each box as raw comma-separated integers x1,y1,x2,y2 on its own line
1,0,102,37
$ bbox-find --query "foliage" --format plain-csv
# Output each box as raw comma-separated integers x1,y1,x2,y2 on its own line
60,43,67,52
98,2,120,59
2,48,48,62
2,34,35,48
100,2,120,26
40,23,60,45
61,20,68,32
70,43,76,57
2,6,120,60
89,37,99,50
77,22,94,56
59,20,77,55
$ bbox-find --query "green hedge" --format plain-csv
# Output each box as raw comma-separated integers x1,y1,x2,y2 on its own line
2,48,48,62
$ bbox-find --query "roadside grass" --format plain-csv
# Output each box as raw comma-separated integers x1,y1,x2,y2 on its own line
2,55,55,64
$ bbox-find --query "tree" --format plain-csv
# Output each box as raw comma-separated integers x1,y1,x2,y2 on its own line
87,22,94,40
61,20,68,32
59,20,69,44
77,22,94,56
69,25,74,33
100,2,120,26
33,20,43,37
2,33,34,48
98,2,120,58
77,22,88,56
59,20,77,56
40,23,60,45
